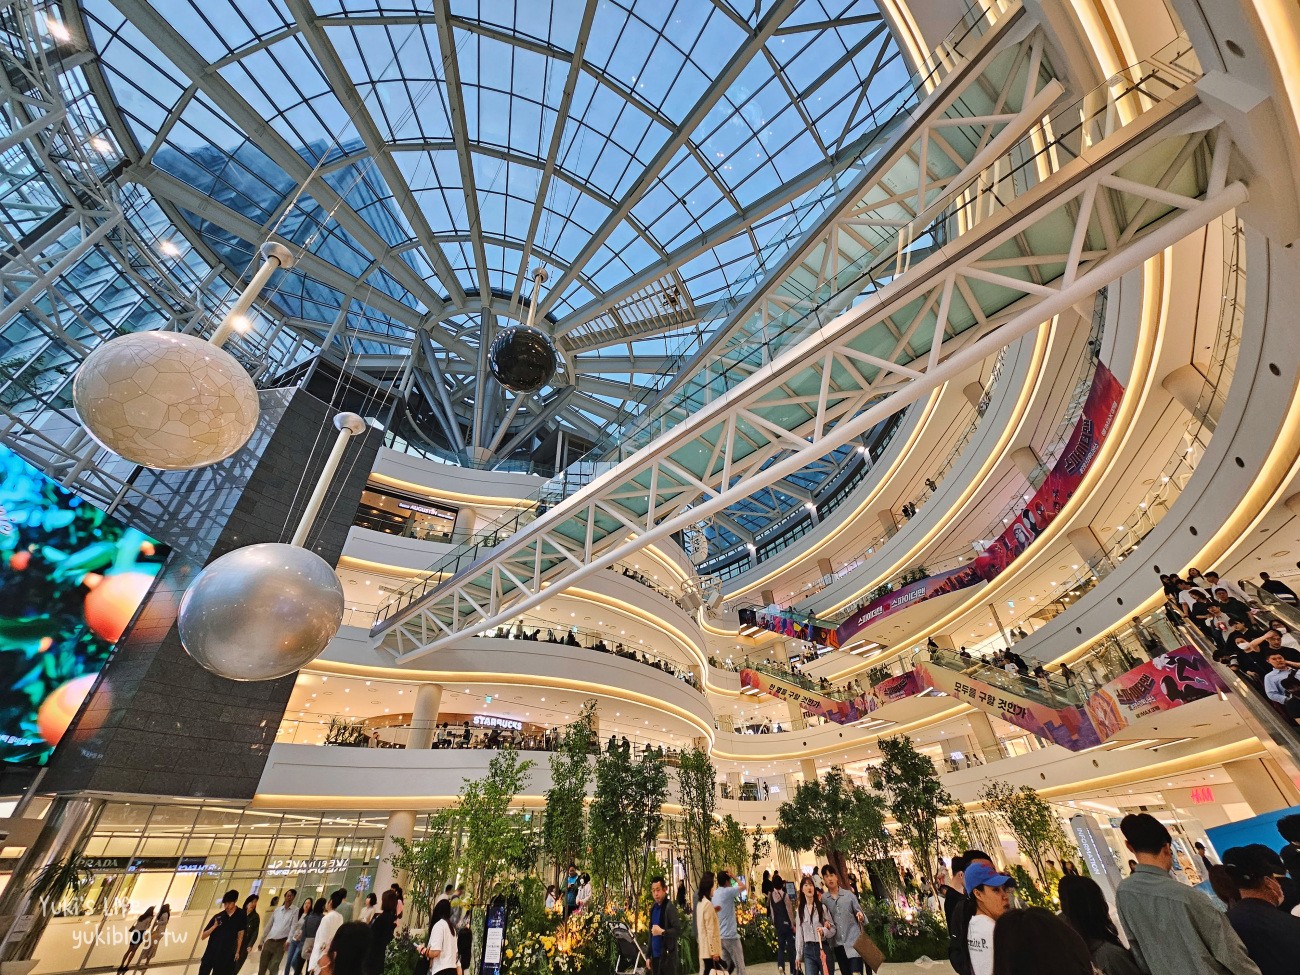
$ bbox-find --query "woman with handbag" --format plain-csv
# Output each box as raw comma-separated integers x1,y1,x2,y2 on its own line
417,899,460,975
794,875,834,975
696,872,724,974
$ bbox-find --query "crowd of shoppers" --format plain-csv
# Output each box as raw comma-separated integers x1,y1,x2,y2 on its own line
939,812,1300,975
479,621,701,689
1163,567,1300,724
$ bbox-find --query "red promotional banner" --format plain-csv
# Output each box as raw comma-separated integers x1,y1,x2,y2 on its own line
835,363,1124,646
973,362,1123,580
740,607,841,648
1086,645,1227,740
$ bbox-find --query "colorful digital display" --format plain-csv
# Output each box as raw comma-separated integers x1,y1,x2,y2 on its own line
0,445,167,765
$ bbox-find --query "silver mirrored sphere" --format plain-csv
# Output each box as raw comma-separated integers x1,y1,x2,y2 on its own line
178,543,345,681
488,325,557,393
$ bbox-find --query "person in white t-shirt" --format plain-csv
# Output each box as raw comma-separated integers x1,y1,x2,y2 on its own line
308,890,346,974
963,863,1015,975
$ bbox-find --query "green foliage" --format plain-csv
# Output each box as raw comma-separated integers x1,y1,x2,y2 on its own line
739,906,777,963
978,780,1074,880
865,665,892,687
588,747,668,925
675,745,716,894
1008,865,1054,908
945,804,976,855
542,701,597,882
383,932,422,975
27,856,93,915
861,901,948,963
324,717,370,746
877,736,957,889
460,748,537,905
502,898,613,975
773,767,890,878
712,815,748,874
748,825,771,876
389,808,458,917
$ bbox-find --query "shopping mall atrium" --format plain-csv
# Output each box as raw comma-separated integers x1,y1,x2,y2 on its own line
0,0,1299,971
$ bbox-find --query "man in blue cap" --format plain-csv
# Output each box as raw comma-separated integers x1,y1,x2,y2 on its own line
963,862,1015,975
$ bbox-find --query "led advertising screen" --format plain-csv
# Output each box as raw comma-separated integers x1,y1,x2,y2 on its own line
0,445,167,765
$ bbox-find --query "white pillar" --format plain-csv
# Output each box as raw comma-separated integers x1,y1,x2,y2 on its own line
372,809,417,903
1161,363,1218,432
1010,446,1044,483
408,683,442,750
1066,526,1114,577
967,711,1002,764
453,506,479,542
1224,757,1300,813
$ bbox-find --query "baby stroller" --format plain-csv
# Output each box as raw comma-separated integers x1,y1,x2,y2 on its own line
610,921,649,975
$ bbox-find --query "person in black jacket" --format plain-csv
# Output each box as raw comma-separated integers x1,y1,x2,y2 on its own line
1222,844,1300,975
648,877,680,975
944,851,994,975
768,881,797,975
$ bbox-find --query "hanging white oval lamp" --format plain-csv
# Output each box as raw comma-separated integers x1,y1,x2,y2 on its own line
72,242,294,470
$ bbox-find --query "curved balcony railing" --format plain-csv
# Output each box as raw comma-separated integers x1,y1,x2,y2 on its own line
471,616,702,691
945,218,1244,648
274,714,688,759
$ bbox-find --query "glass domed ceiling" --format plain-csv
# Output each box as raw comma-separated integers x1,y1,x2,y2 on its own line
72,0,909,467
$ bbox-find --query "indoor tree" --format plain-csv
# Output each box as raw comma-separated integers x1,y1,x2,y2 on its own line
676,745,717,893
459,747,536,906
877,736,958,889
773,767,888,878
589,745,669,925
388,808,459,919
749,825,772,879
978,780,1074,880
712,814,749,875
542,700,597,882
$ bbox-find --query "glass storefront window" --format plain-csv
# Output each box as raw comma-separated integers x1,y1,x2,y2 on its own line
22,800,430,975
356,484,459,542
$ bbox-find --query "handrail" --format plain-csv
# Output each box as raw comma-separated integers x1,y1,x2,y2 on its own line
471,617,702,690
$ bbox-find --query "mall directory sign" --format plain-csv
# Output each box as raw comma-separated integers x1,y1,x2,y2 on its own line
0,445,167,764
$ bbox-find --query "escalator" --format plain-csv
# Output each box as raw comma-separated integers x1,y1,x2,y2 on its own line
914,645,1227,751
739,663,925,726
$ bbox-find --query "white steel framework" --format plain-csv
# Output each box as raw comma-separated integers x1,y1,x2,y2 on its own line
375,44,1243,663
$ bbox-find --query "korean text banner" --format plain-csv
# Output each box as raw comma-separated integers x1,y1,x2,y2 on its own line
739,667,922,725
913,644,1225,752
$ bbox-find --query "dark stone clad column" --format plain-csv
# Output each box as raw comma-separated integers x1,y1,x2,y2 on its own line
42,387,379,800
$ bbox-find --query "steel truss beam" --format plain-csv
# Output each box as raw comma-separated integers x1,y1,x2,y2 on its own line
375,85,1244,663
644,9,1062,416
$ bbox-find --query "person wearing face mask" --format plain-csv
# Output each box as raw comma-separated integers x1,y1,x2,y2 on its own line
1222,845,1300,975
1115,814,1259,975
963,863,1015,975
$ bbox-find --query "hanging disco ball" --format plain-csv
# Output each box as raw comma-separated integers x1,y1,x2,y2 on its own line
72,330,259,470
178,543,344,681
488,325,557,393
